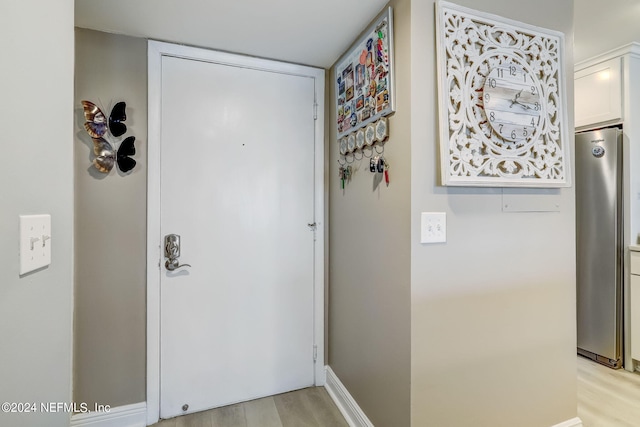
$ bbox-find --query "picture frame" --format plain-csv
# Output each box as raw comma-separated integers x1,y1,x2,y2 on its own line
335,6,395,139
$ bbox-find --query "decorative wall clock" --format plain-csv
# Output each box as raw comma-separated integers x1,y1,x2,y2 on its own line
435,1,570,187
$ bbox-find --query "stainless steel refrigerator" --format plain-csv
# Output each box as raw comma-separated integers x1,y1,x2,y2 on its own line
576,127,623,369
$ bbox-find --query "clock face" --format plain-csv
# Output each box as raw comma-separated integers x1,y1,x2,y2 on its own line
483,64,541,142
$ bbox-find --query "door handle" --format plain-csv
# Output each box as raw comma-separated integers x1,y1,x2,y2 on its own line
164,234,191,271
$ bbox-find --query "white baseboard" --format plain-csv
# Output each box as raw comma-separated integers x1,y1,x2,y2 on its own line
551,417,583,427
70,402,146,427
324,366,374,427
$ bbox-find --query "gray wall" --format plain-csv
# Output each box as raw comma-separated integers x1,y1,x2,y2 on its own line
0,1,74,426
74,28,147,408
574,0,640,63
410,1,577,426
328,0,412,425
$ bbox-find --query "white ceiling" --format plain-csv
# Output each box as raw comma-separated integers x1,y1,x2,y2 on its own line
75,0,389,68
76,0,640,68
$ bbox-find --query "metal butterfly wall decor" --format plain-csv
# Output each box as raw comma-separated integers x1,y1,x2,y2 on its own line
81,100,137,173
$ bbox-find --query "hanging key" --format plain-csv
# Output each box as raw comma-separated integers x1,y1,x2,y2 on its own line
384,161,390,186
370,156,378,172
345,165,352,183
339,165,345,189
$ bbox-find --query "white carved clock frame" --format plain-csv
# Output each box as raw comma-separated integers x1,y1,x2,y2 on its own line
435,1,571,187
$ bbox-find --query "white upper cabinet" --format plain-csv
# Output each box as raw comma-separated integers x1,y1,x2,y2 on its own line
575,57,622,128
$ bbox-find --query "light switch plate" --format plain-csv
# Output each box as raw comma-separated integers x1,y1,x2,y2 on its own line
19,214,51,275
421,212,446,244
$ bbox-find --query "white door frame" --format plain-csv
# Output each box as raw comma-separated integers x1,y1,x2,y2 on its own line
146,40,325,425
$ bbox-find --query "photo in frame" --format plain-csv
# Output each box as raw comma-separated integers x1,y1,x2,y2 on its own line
335,7,395,139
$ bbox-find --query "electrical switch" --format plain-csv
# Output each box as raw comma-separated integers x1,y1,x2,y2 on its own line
421,212,447,244
19,214,51,275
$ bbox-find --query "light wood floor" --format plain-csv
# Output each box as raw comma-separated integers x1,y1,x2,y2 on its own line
150,387,348,427
577,355,640,426
154,360,640,427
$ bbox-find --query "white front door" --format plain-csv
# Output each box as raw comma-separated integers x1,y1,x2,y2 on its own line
156,47,320,420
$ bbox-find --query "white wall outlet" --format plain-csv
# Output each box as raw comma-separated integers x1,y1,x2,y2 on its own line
421,212,446,244
19,214,52,275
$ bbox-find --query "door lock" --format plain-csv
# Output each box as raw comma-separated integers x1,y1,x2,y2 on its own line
164,234,192,271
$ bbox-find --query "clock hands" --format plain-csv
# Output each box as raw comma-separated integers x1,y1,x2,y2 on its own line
509,89,532,110
513,100,531,110
509,89,523,107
